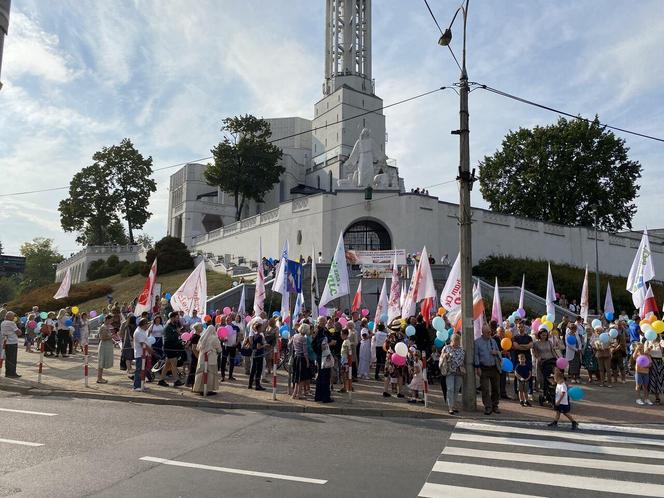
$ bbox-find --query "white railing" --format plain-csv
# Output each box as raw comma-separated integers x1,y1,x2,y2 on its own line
193,208,280,247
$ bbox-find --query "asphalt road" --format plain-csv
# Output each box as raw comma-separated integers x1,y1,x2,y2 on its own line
0,393,662,498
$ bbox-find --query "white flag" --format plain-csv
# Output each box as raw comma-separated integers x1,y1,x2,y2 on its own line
374,279,388,326
604,282,614,315
546,263,556,318
311,246,320,319
401,260,419,318
400,281,407,308
253,239,265,316
491,277,503,324
238,284,246,316
440,253,462,312
626,230,656,309
580,265,589,322
273,240,289,295
53,268,71,300
293,291,304,320
387,253,401,321
280,291,290,323
319,232,350,307
415,247,437,302
134,259,157,316
170,261,208,317
518,274,525,310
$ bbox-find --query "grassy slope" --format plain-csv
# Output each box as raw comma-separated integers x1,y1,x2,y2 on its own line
73,270,235,314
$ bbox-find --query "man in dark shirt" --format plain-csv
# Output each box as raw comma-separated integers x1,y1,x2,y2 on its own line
158,312,184,388
511,322,534,398
414,315,429,353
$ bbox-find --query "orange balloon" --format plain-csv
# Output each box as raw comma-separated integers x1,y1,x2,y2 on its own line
640,320,650,328
649,315,658,323
500,338,512,351
504,330,513,339
215,315,222,325
438,307,446,316
203,314,212,322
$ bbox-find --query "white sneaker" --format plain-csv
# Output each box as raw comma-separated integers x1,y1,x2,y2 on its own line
636,399,645,405
645,399,654,406
133,388,142,392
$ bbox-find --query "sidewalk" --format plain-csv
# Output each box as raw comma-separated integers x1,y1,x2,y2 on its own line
1,345,661,423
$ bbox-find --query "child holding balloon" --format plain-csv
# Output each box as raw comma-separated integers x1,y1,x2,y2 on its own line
547,371,579,430
632,343,652,406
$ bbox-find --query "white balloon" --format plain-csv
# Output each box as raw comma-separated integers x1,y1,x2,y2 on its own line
394,342,408,358
147,336,156,346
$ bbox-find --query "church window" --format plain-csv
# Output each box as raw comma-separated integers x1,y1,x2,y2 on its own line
343,220,391,251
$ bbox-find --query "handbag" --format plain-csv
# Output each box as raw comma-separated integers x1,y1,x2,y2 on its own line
439,351,452,376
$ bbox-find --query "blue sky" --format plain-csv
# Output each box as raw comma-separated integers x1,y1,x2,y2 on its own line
1,0,662,257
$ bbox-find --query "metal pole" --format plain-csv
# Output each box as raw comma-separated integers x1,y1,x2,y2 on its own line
457,0,476,412
594,210,601,315
84,344,89,387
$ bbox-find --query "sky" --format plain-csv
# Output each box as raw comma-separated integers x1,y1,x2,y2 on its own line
1,0,663,257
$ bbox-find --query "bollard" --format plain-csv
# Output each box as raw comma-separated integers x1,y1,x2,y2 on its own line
84,344,89,387
141,344,147,392
347,350,353,403
272,339,279,400
38,341,44,383
203,351,209,397
422,351,429,408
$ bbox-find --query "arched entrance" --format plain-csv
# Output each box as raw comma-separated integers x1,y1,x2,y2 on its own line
343,219,391,251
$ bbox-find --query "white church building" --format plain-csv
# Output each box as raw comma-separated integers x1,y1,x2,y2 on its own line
166,0,664,277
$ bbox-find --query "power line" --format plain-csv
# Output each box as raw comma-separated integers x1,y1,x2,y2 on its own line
474,82,664,144
422,0,462,73
0,86,448,198
422,0,444,35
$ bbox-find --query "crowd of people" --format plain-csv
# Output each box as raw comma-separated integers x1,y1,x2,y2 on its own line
1,299,662,421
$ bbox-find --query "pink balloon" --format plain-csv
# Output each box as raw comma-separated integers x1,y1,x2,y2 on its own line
391,354,406,366
223,306,232,315
335,310,342,318
532,319,541,331
27,320,37,330
181,332,192,342
361,308,370,317
339,317,348,327
245,315,252,323
556,357,569,370
217,328,228,340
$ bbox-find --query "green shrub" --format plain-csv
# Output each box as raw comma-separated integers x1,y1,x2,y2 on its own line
144,236,193,276
6,282,113,315
106,254,120,267
121,261,148,277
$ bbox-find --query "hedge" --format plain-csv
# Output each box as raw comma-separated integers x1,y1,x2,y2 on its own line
121,261,149,277
6,282,113,315
474,255,663,314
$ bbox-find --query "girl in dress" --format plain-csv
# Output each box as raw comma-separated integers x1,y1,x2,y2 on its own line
358,330,372,379
408,350,425,404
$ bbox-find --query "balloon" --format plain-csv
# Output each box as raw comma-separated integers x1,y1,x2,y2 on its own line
279,325,289,334
568,386,585,401
368,321,375,331
165,293,172,300
642,323,653,333
40,311,48,320
652,320,664,334
432,316,445,332
434,338,445,348
504,330,513,339
604,311,614,321
202,315,211,323
628,319,635,326
281,330,290,340
181,332,192,342
532,319,541,331
639,320,650,328
20,316,27,324
64,318,73,327
335,310,342,318
438,307,446,316
217,328,228,340
380,313,388,324
599,332,610,344
405,325,416,337
27,320,37,330
339,317,348,327
542,320,553,331
436,330,449,342
71,306,79,315
361,309,370,317
508,315,515,325
391,353,406,366
501,358,513,372
541,315,548,322
546,313,555,323
591,319,602,329
223,306,232,315
556,357,569,370
272,311,281,317
147,336,156,346
394,342,408,357
636,355,651,368
500,338,512,351
566,335,577,346
517,308,526,318
609,329,618,338
645,330,657,342
89,310,98,318
245,315,252,323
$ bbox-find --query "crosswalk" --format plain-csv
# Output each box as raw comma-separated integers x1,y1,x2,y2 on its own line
418,420,664,498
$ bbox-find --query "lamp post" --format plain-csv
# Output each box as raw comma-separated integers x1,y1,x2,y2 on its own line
438,0,476,411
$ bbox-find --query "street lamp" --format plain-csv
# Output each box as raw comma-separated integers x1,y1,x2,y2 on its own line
439,0,476,411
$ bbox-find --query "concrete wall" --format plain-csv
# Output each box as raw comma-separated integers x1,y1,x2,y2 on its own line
55,245,148,284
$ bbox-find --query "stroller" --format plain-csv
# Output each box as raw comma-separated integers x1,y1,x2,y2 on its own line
538,358,557,406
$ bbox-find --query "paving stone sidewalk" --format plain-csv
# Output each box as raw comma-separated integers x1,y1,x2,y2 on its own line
1,345,661,423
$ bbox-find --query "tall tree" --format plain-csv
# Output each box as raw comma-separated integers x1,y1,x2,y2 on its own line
93,138,156,244
59,163,126,245
20,238,64,290
205,115,284,221
478,117,642,231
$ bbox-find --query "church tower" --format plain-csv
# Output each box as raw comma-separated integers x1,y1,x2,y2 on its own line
309,0,387,191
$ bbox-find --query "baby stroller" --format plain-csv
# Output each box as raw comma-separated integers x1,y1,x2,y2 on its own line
538,357,557,406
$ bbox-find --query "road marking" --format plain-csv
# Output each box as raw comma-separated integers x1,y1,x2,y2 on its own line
443,446,663,474
456,421,664,447
0,407,57,417
418,482,545,498
449,433,664,460
139,457,327,485
0,437,43,447
432,461,664,497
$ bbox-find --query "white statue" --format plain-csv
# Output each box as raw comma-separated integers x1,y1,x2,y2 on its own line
340,128,386,188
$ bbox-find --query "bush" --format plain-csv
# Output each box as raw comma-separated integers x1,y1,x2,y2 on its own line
87,257,130,281
6,282,113,315
473,255,664,314
106,254,120,268
144,236,194,276
121,261,148,277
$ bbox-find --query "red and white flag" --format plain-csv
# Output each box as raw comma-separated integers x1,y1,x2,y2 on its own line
171,261,207,316
491,277,502,324
415,247,436,302
253,239,265,316
134,259,157,316
53,268,71,300
401,260,419,318
440,253,461,312
351,280,363,312
387,254,401,321
374,279,388,326
642,285,659,318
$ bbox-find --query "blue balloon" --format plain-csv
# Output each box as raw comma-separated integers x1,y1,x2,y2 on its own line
279,325,289,334
599,332,610,344
609,329,618,338
436,330,449,342
368,321,375,331
281,330,290,340
501,358,514,372
508,315,515,325
568,386,585,401
628,319,635,326
605,311,614,321
434,337,444,348
591,319,602,329
64,318,73,327
645,330,657,342
405,325,416,337
272,311,281,317
432,316,445,332
566,335,577,346
20,316,27,324
165,292,172,300
380,313,388,324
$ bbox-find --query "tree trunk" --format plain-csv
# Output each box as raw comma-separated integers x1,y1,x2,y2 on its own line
234,190,241,221
125,199,134,245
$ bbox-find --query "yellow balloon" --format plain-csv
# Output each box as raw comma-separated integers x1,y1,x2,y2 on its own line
72,306,79,315
542,320,553,331
541,315,548,322
652,320,664,334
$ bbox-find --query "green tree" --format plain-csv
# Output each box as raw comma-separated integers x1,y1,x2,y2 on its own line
19,238,64,290
478,117,642,231
93,138,156,244
59,163,127,245
205,115,284,221
144,236,194,275
135,233,154,249
0,276,19,303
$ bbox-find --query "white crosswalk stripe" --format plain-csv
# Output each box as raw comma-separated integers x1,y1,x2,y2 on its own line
418,421,664,498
